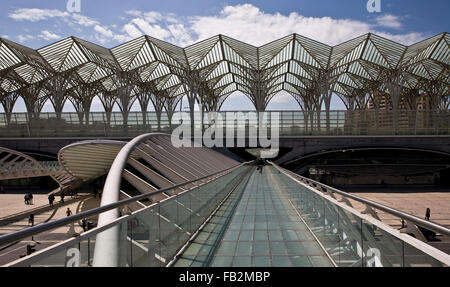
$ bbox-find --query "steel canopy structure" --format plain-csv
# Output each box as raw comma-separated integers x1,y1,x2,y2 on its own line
0,32,449,128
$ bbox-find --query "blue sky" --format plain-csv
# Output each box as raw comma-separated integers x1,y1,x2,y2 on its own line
1,0,449,112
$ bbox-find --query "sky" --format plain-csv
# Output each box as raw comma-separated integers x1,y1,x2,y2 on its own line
1,0,449,113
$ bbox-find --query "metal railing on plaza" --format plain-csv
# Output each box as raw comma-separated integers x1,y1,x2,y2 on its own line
0,110,449,138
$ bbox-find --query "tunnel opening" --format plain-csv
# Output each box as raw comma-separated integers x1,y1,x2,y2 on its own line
282,148,450,189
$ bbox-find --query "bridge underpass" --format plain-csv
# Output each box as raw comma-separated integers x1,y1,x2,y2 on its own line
0,133,448,267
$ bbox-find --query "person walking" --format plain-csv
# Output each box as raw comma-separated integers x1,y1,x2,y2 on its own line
425,208,431,221
256,157,264,174
28,192,33,205
48,193,55,207
60,191,65,203
66,208,73,217
28,214,34,226
24,193,29,205
81,219,87,232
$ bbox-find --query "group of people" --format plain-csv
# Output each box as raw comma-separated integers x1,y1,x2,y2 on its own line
24,192,34,205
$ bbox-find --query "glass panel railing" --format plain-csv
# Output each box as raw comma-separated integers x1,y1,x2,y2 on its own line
8,165,250,267
277,171,448,267
0,110,448,138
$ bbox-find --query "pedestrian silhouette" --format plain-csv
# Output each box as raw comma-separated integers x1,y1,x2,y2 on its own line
48,194,55,207
425,208,431,221
28,214,34,226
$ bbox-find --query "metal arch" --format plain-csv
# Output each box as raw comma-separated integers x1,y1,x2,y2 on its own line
92,133,240,266
57,140,129,181
282,147,450,166
0,147,72,191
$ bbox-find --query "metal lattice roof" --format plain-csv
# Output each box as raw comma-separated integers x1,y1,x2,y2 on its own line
0,32,448,110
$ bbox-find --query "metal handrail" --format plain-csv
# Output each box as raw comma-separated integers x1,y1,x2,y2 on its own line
0,161,247,248
270,162,450,237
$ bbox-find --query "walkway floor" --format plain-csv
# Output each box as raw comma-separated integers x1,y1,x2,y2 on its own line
174,167,334,267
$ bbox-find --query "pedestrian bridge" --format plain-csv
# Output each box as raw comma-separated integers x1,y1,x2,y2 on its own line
0,133,449,267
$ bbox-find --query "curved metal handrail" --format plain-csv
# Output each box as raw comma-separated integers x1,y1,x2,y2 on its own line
92,132,241,266
270,162,450,237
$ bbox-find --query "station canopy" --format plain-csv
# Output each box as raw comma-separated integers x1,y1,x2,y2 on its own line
0,32,449,108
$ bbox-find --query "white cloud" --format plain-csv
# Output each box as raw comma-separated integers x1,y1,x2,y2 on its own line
9,8,69,22
72,14,99,27
1,35,9,39
122,23,144,39
375,14,403,29
38,30,61,41
8,4,427,47
188,4,423,46
125,10,142,17
17,34,35,43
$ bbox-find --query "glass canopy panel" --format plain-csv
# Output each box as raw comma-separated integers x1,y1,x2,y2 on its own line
139,62,160,82
75,38,118,70
0,42,21,71
14,64,47,84
111,37,148,71
283,82,302,96
368,34,405,68
361,39,390,69
330,35,367,68
38,38,88,72
265,40,293,69
289,61,313,80
218,83,237,97
160,74,181,90
147,36,186,69
206,61,229,81
196,41,224,70
101,77,118,92
184,36,220,70
285,73,306,89
146,63,171,82
127,41,156,71
222,42,251,69
333,83,348,96
292,40,321,69
402,34,444,67
294,34,331,69
259,35,293,69
334,40,365,68
430,37,450,64
1,77,22,92
213,74,234,90
221,35,258,69
347,61,372,80
409,64,433,80
268,62,289,79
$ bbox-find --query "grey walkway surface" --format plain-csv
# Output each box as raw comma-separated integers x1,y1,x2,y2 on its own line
174,166,334,267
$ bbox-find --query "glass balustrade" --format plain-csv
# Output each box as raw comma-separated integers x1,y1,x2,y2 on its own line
277,171,448,267
11,165,250,267
0,110,448,137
